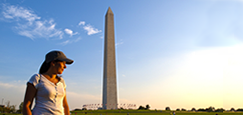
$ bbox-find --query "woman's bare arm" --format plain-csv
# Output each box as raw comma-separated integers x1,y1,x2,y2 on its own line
63,89,70,115
23,83,36,115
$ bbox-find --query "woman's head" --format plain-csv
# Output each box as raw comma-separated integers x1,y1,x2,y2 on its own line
39,50,73,74
52,60,67,74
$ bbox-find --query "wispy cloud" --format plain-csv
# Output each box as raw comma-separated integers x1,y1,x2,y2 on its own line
78,21,85,26
59,37,82,45
115,41,124,46
1,4,63,40
1,4,101,44
0,81,25,92
115,39,124,46
64,28,78,37
17,19,64,40
83,25,101,35
2,4,40,22
78,21,101,35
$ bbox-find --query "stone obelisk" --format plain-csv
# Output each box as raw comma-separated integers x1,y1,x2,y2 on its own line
102,7,118,110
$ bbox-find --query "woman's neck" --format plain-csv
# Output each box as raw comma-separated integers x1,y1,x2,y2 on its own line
43,71,57,79
42,72,60,85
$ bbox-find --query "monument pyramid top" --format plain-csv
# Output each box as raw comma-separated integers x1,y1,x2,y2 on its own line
106,7,113,15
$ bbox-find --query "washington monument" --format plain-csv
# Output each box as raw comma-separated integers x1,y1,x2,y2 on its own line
102,7,118,110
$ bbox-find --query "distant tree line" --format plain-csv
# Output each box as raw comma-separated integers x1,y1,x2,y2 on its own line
163,106,243,112
229,108,243,112
0,101,23,113
137,104,150,110
136,105,243,112
196,106,224,112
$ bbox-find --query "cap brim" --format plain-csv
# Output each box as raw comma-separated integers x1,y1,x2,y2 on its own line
60,58,74,64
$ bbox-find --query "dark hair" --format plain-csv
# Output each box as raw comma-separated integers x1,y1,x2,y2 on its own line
39,60,61,74
39,62,51,74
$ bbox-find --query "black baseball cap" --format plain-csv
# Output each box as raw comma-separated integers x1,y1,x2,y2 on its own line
45,50,74,64
39,50,74,74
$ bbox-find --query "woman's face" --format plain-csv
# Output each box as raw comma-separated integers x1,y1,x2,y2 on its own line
54,61,66,74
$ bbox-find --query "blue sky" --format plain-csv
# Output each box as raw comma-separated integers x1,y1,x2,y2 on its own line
0,0,243,110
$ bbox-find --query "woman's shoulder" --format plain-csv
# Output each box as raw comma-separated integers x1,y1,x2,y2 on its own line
29,74,41,80
32,73,41,77
28,74,42,87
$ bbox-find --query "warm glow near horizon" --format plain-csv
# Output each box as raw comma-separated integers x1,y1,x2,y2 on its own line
136,44,243,110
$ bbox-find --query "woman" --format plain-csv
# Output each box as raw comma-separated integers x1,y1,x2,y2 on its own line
23,50,74,115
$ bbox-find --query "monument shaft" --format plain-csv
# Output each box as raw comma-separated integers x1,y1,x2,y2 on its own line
102,7,118,110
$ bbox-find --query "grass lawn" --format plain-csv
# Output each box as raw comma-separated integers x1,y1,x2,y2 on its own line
0,110,242,115
69,110,242,115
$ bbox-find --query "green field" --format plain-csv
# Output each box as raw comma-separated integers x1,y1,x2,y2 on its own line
69,110,243,115
0,110,242,115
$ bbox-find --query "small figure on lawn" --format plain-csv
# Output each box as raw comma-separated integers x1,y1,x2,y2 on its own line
173,111,176,115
